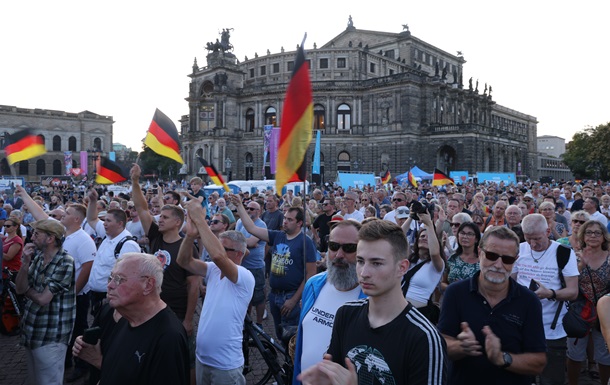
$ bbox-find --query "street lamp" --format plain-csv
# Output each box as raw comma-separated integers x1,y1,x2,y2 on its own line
87,148,99,181
225,157,232,181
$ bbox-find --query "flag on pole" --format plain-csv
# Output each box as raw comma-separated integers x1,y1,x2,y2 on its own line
144,109,184,164
432,168,455,186
198,157,230,192
408,170,418,188
312,130,321,175
5,129,46,165
381,169,391,184
95,157,128,185
276,38,313,192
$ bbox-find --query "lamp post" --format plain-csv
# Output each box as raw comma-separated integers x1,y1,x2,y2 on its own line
87,148,99,181
225,157,232,181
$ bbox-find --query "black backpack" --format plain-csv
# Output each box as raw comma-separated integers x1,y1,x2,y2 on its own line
113,236,143,258
550,244,572,330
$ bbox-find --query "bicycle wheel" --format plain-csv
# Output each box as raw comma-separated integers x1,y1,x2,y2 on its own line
244,339,277,385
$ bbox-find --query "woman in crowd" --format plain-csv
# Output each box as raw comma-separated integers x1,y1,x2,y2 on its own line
441,222,481,292
468,192,489,218
2,217,24,272
539,201,567,240
359,193,371,216
557,210,590,253
364,205,377,219
566,220,610,385
445,212,473,256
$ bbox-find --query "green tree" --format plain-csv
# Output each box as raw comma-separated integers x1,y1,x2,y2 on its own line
563,123,610,180
138,146,181,181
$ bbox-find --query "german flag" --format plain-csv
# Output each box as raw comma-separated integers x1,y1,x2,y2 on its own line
5,129,46,165
432,168,455,186
408,171,418,188
95,157,128,185
198,157,229,192
276,40,313,193
144,109,184,164
381,170,391,184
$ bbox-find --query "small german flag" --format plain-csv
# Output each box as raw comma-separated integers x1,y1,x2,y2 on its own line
95,157,128,185
144,109,184,164
432,168,455,186
408,171,418,188
198,157,229,192
5,129,46,165
381,170,391,184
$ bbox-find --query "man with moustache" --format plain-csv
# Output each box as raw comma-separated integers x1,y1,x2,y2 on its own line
438,226,546,385
293,220,366,384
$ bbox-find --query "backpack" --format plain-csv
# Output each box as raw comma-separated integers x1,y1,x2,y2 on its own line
550,245,573,330
114,236,143,258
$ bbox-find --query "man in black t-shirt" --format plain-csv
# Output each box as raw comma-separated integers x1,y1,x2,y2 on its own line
299,220,447,385
312,197,336,252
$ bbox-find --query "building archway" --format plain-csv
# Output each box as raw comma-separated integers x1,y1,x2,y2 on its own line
436,145,456,174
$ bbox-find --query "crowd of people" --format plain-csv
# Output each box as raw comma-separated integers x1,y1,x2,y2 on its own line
4,175,610,384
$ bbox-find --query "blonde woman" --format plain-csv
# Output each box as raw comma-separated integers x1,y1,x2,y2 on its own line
539,201,567,240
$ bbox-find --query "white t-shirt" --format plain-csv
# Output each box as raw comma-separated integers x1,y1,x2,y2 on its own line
301,283,362,373
126,220,145,240
589,211,608,227
405,260,444,307
513,241,579,340
64,229,97,295
343,210,364,222
87,229,141,292
196,263,255,370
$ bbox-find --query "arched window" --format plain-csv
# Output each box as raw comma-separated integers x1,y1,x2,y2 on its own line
313,104,325,130
245,153,254,180
53,135,61,151
337,104,351,130
93,137,102,151
53,159,62,175
18,160,29,175
337,151,351,172
265,107,277,126
69,136,77,151
36,159,46,175
245,109,255,132
38,134,45,145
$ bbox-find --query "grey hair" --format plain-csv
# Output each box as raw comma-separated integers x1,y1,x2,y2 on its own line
571,210,591,221
453,212,473,223
219,230,247,254
521,214,548,234
117,253,164,294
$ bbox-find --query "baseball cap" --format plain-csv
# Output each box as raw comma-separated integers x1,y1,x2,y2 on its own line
395,206,410,219
31,219,65,240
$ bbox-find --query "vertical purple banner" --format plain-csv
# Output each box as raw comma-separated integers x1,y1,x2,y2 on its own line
80,151,88,175
269,127,280,174
64,151,72,176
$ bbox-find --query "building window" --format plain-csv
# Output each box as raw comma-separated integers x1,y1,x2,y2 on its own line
18,160,28,175
250,68,255,78
337,104,351,130
389,69,394,75
93,137,102,151
337,151,351,171
265,107,277,126
370,63,376,73
53,159,62,175
36,159,45,175
260,65,266,76
319,58,329,69
385,50,395,59
53,135,61,151
314,104,325,130
305,59,311,70
337,58,346,68
287,61,294,72
68,136,77,151
38,134,45,145
273,63,280,73
245,108,255,132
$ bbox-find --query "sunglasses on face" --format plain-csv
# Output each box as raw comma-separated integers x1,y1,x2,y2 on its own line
572,219,586,225
327,241,358,253
392,198,404,202
481,249,517,265
450,222,461,227
209,219,222,225
246,207,258,211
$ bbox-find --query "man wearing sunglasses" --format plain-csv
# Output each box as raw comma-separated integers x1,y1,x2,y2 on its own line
512,214,579,385
438,226,546,385
293,220,365,384
382,191,409,224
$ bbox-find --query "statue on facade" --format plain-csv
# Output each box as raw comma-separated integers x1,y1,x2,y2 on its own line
442,65,448,80
483,83,488,95
468,77,473,90
348,15,354,28
402,23,409,31
205,28,234,53
453,67,458,84
475,79,479,93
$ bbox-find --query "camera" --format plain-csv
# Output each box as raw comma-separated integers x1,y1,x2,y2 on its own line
409,200,434,221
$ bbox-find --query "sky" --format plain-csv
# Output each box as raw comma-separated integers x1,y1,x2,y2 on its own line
2,1,609,152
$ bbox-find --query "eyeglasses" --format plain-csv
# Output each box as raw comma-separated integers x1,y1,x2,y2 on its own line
523,199,532,202
322,202,330,206
163,197,172,201
4,224,15,228
107,274,149,286
224,246,241,253
246,207,258,211
481,249,517,265
392,198,404,202
572,219,586,225
585,230,603,237
450,222,461,227
209,219,222,225
328,241,358,253
459,232,476,238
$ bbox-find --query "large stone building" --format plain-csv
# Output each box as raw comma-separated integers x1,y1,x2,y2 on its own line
537,135,573,182
181,20,539,184
0,105,113,182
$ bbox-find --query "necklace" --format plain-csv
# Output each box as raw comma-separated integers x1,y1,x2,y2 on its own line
531,244,551,263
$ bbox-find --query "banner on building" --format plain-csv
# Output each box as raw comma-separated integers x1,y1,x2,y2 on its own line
64,151,73,176
80,151,88,175
262,125,273,176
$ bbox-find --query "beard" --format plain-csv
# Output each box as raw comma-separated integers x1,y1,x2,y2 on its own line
326,257,358,291
483,266,510,284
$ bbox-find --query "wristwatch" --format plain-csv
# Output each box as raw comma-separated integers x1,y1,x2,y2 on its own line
501,352,512,368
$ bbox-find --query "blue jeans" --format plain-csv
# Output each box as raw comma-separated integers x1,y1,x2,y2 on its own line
268,290,300,345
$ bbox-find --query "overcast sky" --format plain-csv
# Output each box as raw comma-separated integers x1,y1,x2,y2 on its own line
2,0,608,152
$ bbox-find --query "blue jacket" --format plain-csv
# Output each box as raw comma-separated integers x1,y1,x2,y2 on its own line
292,272,366,385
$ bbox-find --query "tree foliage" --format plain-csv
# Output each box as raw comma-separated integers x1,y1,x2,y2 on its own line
138,146,181,180
563,122,610,180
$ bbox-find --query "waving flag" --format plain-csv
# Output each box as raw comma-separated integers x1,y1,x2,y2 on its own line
198,157,229,192
5,129,46,165
96,157,128,185
144,109,184,164
432,168,455,186
381,169,391,184
276,38,313,192
408,171,418,188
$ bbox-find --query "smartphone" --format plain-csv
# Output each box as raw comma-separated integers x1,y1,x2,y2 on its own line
528,279,540,291
152,188,158,194
83,326,102,344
